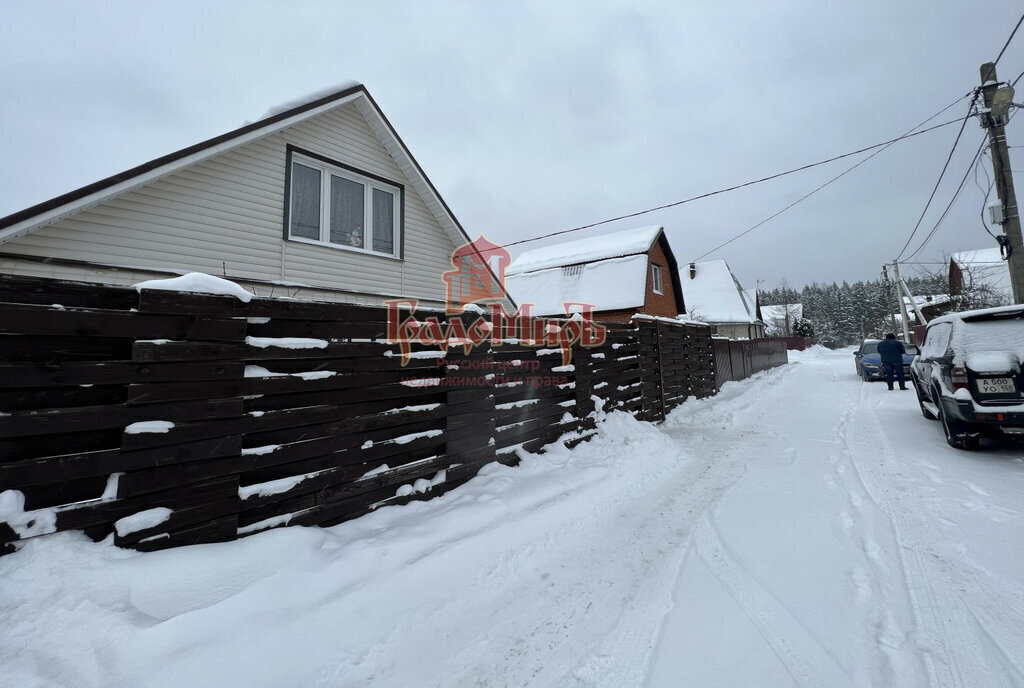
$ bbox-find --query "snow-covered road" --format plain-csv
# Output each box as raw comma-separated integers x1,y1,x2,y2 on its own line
2,347,1022,687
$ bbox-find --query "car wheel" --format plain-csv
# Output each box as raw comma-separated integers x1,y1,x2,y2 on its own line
913,377,937,420
935,389,979,450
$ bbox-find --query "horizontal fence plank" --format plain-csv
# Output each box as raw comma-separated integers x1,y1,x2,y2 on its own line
0,303,246,341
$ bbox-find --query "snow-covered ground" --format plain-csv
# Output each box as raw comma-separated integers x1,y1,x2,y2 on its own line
2,347,1022,687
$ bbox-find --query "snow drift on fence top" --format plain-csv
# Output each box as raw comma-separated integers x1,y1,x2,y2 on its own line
506,225,662,275
951,247,1012,297
680,260,759,324
134,272,254,302
504,255,650,315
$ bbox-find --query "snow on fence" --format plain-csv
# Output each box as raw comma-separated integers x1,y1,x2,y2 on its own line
0,274,718,555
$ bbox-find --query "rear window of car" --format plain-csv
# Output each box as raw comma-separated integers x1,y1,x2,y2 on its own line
950,318,1024,365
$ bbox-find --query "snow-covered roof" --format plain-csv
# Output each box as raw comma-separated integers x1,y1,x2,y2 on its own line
504,255,649,316
950,248,1012,296
507,226,663,275
903,293,952,308
680,260,760,324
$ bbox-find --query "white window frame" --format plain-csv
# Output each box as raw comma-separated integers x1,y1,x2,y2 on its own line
651,263,664,295
287,152,401,259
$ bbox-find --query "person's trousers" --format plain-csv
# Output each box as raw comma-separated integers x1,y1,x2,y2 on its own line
883,362,905,388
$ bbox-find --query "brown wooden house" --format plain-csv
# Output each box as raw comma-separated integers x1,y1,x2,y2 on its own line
503,226,686,322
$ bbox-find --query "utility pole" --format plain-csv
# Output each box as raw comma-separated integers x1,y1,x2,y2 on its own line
890,261,913,343
979,62,1024,304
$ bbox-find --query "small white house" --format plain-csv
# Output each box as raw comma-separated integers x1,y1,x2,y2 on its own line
0,83,492,309
680,260,764,339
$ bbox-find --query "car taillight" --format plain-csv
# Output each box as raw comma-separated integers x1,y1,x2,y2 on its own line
951,366,969,392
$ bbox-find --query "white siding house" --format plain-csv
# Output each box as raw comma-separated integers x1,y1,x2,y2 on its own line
0,83,488,309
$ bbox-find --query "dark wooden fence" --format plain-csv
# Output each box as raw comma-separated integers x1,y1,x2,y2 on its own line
0,276,718,555
712,337,789,390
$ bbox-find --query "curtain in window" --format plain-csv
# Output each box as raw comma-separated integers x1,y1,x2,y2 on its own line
330,175,365,248
372,188,395,254
290,163,321,239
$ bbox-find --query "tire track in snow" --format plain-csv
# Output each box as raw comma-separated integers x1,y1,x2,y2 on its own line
689,517,851,688
848,388,996,688
829,383,925,687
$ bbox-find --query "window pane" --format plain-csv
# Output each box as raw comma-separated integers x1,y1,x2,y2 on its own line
330,175,365,248
372,188,395,254
290,163,321,239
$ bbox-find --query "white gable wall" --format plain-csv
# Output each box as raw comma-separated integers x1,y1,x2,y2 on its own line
0,102,459,306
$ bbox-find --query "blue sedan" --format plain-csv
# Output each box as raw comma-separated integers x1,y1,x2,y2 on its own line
854,339,918,381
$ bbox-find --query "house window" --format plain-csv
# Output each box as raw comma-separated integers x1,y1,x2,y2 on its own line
286,151,401,257
651,264,664,294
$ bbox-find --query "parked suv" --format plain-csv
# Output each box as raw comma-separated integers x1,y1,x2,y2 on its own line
911,305,1024,449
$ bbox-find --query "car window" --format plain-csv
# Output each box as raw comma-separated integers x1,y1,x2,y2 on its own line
920,323,952,359
861,342,879,354
905,345,919,355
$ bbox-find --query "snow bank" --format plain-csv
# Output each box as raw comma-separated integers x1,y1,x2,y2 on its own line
134,273,254,302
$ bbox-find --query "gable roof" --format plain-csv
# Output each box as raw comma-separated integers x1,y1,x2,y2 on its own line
506,225,664,275
0,83,476,261
504,225,685,316
681,260,760,324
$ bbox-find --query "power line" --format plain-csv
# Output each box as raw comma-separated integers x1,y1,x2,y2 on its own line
690,93,974,263
994,13,1024,67
895,92,979,261
906,135,988,261
505,113,971,248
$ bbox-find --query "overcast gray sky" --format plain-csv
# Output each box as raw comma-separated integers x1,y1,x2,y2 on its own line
2,1,1023,290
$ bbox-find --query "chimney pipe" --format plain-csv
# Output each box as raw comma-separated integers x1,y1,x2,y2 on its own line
689,263,696,279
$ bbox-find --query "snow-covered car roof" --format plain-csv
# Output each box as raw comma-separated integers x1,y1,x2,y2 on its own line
926,304,1024,327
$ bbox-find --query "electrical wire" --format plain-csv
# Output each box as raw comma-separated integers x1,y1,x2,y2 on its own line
905,136,988,261
690,93,976,263
504,112,971,248
895,92,979,261
975,149,998,239
994,13,1024,67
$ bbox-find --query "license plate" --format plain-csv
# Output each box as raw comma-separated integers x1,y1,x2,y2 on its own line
976,377,1017,394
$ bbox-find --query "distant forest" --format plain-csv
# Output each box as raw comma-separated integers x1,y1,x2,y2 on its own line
758,274,950,347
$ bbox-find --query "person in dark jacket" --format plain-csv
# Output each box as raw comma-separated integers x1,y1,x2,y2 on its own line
877,333,907,390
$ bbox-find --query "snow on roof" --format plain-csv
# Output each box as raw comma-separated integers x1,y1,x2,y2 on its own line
504,255,649,316
260,80,363,120
902,293,952,307
680,260,758,324
506,226,663,275
951,248,1012,296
